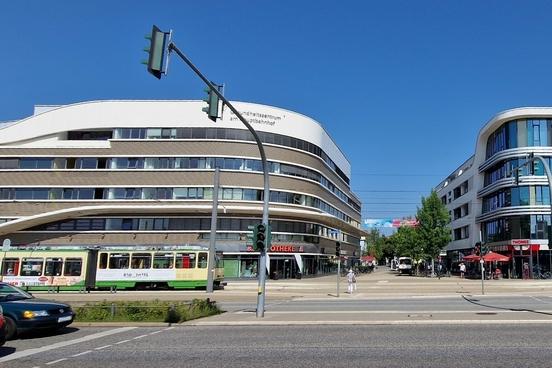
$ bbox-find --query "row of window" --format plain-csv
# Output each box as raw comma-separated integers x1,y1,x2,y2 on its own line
482,185,551,213
98,252,207,270
1,257,82,277
486,119,552,159
0,156,358,211
483,215,551,243
66,127,350,185
0,186,357,226
484,157,552,187
0,252,209,276
25,217,361,247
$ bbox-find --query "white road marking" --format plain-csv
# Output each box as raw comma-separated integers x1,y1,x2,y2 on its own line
133,334,148,340
46,358,68,365
115,339,131,345
71,350,92,357
95,345,112,350
164,326,175,330
149,330,162,335
0,327,137,363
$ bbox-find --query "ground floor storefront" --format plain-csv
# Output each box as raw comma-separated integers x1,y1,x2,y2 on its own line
447,239,552,279
222,252,338,279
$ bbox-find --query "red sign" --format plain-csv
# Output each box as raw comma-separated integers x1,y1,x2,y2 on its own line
269,245,304,253
511,239,530,245
38,276,49,282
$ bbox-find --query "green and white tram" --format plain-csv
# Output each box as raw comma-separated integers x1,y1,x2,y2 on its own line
0,246,224,290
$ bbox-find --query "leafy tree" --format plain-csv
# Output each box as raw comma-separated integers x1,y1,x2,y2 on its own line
364,229,384,261
416,190,451,260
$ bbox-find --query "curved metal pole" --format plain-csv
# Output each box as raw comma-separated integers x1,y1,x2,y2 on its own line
168,43,270,317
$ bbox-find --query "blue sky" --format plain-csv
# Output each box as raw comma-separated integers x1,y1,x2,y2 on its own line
2,0,552,224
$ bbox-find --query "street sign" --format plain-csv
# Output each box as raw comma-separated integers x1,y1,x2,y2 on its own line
2,238,11,252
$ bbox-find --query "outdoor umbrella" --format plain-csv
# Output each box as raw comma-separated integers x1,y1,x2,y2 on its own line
462,254,480,262
483,251,510,262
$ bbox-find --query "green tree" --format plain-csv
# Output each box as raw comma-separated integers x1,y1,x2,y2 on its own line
416,190,451,260
364,229,384,261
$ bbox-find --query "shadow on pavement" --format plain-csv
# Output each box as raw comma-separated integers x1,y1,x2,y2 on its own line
0,346,16,357
462,295,552,316
17,326,80,340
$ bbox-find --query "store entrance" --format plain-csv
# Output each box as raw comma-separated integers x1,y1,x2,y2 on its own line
269,257,298,280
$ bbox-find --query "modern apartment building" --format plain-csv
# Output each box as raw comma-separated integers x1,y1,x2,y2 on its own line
0,100,363,279
436,107,552,277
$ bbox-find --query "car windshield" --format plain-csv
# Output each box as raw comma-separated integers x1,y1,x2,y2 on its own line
0,283,33,301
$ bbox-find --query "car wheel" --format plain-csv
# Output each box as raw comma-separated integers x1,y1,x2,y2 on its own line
4,316,17,340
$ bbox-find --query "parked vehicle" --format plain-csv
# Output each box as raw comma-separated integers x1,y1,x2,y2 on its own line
0,305,6,346
0,282,74,340
397,257,413,275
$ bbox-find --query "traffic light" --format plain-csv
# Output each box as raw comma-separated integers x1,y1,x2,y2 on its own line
254,223,267,251
474,242,481,257
481,243,489,256
336,242,341,256
203,84,222,122
143,25,168,79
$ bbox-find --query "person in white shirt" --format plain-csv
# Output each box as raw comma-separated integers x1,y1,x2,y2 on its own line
347,269,356,293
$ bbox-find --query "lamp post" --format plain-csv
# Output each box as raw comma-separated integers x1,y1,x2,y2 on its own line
143,27,271,317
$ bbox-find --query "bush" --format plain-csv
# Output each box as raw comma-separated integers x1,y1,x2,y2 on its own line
74,299,220,323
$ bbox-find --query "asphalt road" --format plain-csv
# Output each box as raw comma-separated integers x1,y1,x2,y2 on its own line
2,324,552,368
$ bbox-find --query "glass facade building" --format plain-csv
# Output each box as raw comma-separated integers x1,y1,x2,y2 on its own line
436,108,552,278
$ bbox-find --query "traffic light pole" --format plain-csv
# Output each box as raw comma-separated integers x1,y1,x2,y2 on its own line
167,43,271,317
206,167,220,293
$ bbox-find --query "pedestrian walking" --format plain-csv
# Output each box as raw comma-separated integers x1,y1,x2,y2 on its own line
347,269,356,294
459,262,466,279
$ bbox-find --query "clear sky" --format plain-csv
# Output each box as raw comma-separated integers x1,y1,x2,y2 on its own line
2,0,552,225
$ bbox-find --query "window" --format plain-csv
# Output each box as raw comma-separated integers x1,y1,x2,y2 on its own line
64,258,82,276
21,258,44,276
153,253,174,269
0,159,18,169
131,253,152,269
198,252,208,268
99,253,108,269
175,253,195,269
76,158,97,169
45,258,63,276
1,258,19,276
109,253,129,269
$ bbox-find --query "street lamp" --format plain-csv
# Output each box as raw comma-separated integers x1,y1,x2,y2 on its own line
142,26,271,317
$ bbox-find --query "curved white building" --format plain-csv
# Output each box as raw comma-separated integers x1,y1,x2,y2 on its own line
0,100,363,279
436,107,552,278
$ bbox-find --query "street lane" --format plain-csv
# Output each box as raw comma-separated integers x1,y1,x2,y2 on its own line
3,325,552,368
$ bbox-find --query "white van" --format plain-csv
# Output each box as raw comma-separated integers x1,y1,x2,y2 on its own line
398,257,413,275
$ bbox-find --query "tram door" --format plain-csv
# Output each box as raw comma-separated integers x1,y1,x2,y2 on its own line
85,249,99,290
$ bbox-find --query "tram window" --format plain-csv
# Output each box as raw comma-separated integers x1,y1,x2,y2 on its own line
1,258,19,276
21,258,44,276
99,253,108,269
131,253,152,269
45,258,63,276
175,253,195,269
153,253,173,269
198,252,208,269
64,258,82,276
109,253,130,269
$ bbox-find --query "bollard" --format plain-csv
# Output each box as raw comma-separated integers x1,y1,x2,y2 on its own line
110,303,116,318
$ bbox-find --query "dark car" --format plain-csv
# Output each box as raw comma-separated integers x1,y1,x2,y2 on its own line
0,282,75,340
0,305,6,346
